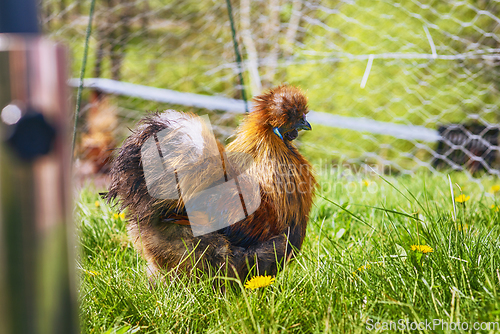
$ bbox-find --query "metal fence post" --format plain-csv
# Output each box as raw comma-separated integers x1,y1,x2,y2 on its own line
0,0,78,333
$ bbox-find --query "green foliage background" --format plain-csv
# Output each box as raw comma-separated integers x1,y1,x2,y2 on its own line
42,0,500,170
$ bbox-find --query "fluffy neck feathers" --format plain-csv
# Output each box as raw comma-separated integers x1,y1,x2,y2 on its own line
227,112,316,230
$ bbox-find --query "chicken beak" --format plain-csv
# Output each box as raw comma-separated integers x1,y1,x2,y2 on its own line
295,119,312,131
274,118,311,141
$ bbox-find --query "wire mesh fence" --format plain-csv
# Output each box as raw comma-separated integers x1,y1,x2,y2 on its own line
40,0,500,186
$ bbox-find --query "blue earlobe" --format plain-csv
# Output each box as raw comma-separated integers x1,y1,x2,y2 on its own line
273,127,283,140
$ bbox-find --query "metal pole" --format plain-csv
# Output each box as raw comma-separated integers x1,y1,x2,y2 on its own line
0,0,78,333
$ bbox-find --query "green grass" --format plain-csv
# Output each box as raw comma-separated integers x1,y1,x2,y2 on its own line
78,171,500,333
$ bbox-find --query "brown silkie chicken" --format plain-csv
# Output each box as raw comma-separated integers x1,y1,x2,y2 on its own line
106,85,316,281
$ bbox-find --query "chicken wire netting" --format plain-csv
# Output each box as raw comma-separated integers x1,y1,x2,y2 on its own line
40,0,500,185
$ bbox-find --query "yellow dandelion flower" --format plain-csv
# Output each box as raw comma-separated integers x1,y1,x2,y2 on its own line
489,185,500,194
362,180,371,187
113,213,119,219
411,245,433,254
94,200,100,208
358,264,371,272
85,270,100,276
458,224,469,231
455,194,470,203
244,275,275,290
352,264,372,276
119,212,125,219
490,204,499,212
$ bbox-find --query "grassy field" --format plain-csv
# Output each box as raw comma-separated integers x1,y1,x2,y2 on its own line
78,170,500,333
